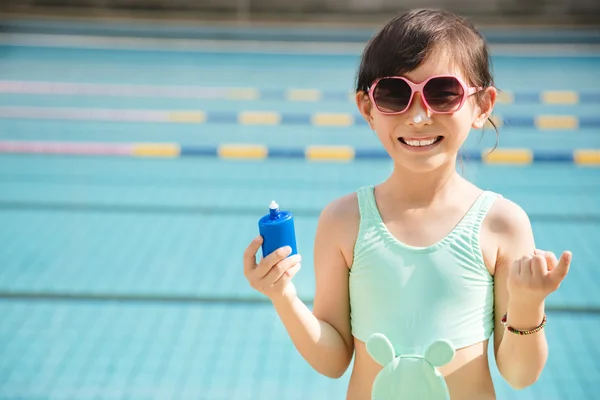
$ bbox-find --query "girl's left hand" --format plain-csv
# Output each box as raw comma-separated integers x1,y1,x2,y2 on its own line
508,249,572,304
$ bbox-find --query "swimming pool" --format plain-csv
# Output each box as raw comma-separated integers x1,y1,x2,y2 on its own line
0,20,599,399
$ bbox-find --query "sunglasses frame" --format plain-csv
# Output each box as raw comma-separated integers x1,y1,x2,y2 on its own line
367,75,483,115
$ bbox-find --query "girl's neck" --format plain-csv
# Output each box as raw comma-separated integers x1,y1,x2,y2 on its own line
381,161,464,205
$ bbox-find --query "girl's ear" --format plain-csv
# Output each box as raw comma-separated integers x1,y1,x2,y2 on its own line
356,91,375,130
472,86,497,129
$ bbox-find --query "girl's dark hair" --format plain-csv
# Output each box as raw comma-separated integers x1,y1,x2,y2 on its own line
356,9,499,145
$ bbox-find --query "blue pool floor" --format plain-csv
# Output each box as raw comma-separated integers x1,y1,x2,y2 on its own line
1,300,599,400
0,156,599,400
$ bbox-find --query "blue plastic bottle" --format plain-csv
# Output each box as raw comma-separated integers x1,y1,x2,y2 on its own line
258,200,297,258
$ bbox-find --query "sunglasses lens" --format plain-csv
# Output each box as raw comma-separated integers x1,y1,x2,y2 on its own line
373,78,412,113
423,77,465,112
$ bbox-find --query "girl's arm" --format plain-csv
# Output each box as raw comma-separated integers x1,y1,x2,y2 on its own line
491,199,571,389
244,195,356,378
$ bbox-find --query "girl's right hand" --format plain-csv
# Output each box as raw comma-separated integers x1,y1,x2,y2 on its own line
243,235,302,302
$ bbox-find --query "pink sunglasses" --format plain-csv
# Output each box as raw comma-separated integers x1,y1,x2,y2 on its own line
367,75,482,115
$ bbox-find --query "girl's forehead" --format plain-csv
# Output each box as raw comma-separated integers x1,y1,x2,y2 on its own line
402,52,466,83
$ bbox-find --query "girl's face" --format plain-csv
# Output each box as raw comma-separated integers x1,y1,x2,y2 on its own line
356,53,497,173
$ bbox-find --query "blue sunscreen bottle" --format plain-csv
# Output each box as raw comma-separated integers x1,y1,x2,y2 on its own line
258,200,297,259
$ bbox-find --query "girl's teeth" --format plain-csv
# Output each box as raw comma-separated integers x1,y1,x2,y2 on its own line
405,138,436,147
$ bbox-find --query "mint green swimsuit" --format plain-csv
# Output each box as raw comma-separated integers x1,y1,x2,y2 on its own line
349,186,499,399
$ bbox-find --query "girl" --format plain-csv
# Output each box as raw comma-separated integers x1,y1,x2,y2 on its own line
243,9,572,400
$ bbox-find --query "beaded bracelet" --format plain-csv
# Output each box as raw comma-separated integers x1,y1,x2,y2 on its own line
501,313,547,335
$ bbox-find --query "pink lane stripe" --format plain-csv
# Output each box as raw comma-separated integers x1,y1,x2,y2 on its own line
0,141,132,156
0,80,232,99
0,107,169,122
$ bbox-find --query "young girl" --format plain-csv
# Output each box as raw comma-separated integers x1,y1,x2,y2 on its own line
243,9,572,400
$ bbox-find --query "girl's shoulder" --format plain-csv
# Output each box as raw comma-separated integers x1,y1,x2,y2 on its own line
481,193,535,275
484,194,532,239
316,191,363,268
